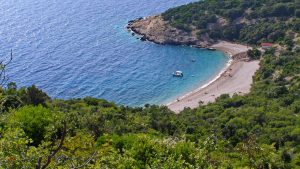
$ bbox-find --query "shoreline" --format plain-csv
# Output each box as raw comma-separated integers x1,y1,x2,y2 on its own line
167,41,259,113
165,53,233,106
127,18,260,113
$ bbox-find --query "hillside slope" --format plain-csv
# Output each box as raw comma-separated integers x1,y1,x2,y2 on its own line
129,0,300,48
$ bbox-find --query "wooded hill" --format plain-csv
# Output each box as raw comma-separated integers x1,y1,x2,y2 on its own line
163,0,300,47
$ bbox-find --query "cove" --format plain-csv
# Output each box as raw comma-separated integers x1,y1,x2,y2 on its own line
1,0,229,106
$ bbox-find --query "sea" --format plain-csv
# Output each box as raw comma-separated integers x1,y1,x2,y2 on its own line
1,0,229,106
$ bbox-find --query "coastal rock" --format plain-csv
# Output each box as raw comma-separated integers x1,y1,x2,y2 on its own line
127,15,213,46
140,36,147,41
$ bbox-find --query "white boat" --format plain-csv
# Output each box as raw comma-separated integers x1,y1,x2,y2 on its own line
173,71,183,77
207,47,216,51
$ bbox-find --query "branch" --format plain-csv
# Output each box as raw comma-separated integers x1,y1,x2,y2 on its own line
36,123,67,169
72,151,97,169
36,158,42,169
0,50,13,86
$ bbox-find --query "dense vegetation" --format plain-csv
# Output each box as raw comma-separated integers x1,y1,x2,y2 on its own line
0,50,299,168
0,0,299,168
162,0,300,46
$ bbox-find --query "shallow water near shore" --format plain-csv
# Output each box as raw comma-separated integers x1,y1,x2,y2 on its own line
1,0,229,106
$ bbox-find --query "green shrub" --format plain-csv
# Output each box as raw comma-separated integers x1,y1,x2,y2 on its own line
9,105,54,145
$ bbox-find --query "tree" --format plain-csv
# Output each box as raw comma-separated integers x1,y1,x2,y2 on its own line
0,50,13,87
247,48,262,60
51,132,98,168
9,105,54,145
0,127,39,169
36,123,66,169
20,85,50,106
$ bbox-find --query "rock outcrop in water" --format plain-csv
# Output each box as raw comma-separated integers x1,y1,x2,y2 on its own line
127,16,213,47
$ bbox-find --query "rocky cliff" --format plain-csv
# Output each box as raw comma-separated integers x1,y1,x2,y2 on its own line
127,15,213,47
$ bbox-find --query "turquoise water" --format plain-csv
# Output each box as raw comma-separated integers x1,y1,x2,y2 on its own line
1,0,228,106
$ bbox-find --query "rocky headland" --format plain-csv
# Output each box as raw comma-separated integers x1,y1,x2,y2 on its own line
127,15,251,60
127,15,214,47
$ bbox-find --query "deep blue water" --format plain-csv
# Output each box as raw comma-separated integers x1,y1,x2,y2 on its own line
1,0,228,106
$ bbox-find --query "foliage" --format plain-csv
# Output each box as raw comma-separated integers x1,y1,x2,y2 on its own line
247,48,262,60
19,85,51,106
162,0,299,45
0,127,35,168
0,48,298,168
8,105,54,145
